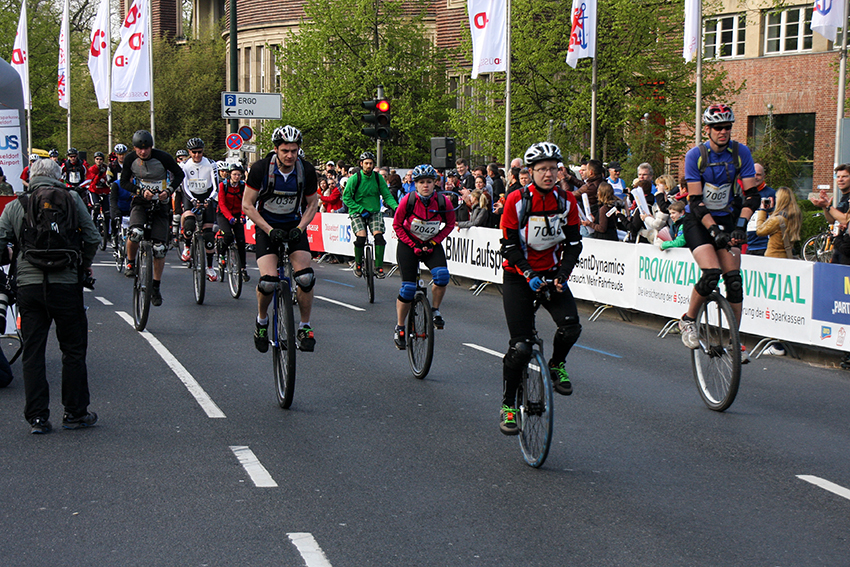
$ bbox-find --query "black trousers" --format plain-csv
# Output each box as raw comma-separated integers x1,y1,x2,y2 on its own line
216,213,247,269
18,283,90,422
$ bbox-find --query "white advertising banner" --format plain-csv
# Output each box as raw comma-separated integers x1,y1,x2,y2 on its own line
0,110,24,193
58,0,69,109
683,0,701,62
112,0,151,102
443,227,504,283
811,0,847,43
635,243,702,319
87,0,111,109
567,239,636,307
566,0,597,68
11,2,29,110
467,0,507,79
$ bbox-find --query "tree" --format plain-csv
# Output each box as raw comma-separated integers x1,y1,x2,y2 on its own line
749,116,798,191
272,0,452,166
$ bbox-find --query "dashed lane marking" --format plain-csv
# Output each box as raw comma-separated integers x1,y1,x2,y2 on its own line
95,296,113,306
288,533,333,567
314,295,364,311
797,475,850,502
229,446,278,488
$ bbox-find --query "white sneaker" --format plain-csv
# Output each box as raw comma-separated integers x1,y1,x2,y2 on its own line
180,246,191,262
763,344,785,356
678,318,699,349
206,267,218,282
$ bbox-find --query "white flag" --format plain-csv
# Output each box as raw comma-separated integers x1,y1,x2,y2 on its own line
566,0,597,68
812,0,847,43
683,0,701,62
11,2,29,110
112,0,151,102
58,0,70,109
468,0,507,79
88,0,111,109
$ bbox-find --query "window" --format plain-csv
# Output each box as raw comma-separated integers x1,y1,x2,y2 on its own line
272,45,281,92
750,113,816,194
244,47,251,91
764,6,813,54
258,46,265,92
703,14,747,58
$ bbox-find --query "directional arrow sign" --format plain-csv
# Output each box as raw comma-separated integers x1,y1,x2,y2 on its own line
221,92,282,120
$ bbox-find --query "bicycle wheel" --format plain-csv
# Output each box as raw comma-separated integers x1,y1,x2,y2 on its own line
113,232,125,273
364,245,375,303
808,232,833,263
690,292,742,412
98,214,108,251
283,261,298,306
518,349,554,468
192,234,205,305
133,243,153,331
406,292,434,379
227,244,242,299
273,279,297,409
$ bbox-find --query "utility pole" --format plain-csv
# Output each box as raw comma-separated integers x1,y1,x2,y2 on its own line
229,0,238,135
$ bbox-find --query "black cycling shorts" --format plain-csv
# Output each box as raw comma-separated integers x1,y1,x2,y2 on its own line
396,242,447,283
254,220,311,259
129,198,172,244
683,214,734,252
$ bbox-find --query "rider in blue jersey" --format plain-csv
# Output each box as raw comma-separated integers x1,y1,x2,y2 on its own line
678,104,758,361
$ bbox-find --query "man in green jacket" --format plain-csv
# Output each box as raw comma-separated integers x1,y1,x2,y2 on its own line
0,158,100,434
342,151,398,278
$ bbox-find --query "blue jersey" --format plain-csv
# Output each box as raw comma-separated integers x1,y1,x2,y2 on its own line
684,141,755,217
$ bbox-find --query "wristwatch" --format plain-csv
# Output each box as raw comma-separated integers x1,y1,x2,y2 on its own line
523,269,534,280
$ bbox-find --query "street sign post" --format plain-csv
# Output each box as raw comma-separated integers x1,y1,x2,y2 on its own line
221,92,282,120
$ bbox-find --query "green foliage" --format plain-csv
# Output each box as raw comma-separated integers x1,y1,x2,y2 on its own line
749,117,797,191
273,0,451,167
800,206,829,247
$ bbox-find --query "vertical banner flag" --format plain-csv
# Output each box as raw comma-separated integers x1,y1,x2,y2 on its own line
112,0,151,102
58,0,70,108
468,0,507,79
683,0,701,61
812,0,847,43
88,0,111,109
12,2,29,110
566,0,597,68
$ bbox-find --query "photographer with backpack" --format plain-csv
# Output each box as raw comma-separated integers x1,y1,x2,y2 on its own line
0,158,100,434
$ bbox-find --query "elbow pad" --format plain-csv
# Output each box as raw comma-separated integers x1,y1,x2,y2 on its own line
688,194,710,221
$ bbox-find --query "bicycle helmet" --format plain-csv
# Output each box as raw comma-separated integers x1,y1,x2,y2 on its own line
229,162,244,172
48,149,59,158
175,149,189,158
216,161,230,172
113,143,128,154
271,125,302,146
67,147,78,156
524,142,562,166
29,154,39,162
359,151,376,163
132,130,154,149
94,152,105,159
298,148,305,158
445,169,458,177
411,164,438,181
702,103,735,125
186,137,205,150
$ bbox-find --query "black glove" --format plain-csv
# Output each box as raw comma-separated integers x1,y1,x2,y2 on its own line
730,227,747,246
269,228,286,244
289,227,303,243
708,225,729,250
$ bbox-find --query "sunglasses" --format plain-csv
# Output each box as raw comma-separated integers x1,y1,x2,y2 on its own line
190,150,203,154
710,124,732,132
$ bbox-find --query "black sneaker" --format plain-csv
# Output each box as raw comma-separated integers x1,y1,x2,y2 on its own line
62,411,98,430
499,406,519,436
353,263,363,278
375,267,386,279
241,270,251,282
151,287,163,307
432,310,445,330
30,417,52,434
394,325,406,350
254,320,269,353
549,361,572,396
124,262,135,278
297,325,316,352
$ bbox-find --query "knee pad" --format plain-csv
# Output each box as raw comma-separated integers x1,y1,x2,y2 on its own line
257,275,279,296
129,227,144,242
354,235,367,248
503,340,533,370
724,270,744,303
374,233,386,246
431,266,450,287
554,318,582,346
695,268,722,297
183,217,196,238
152,243,167,259
293,268,316,292
398,281,417,303
203,229,215,251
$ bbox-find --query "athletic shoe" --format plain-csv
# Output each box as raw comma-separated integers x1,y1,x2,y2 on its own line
432,310,445,330
741,345,750,364
499,406,519,436
297,325,316,352
678,317,699,349
206,267,218,282
151,287,163,307
375,267,386,279
549,361,573,395
62,411,98,430
254,320,269,353
124,262,135,278
30,417,52,434
354,263,363,278
181,246,191,263
763,344,785,356
394,325,406,350
241,270,251,282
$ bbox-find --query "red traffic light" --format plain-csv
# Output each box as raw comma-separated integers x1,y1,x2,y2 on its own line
376,99,390,113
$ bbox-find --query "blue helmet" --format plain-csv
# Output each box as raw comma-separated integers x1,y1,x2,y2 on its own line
411,164,437,181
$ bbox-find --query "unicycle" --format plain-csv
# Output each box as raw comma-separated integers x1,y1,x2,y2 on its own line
406,274,434,379
272,240,297,409
690,291,741,412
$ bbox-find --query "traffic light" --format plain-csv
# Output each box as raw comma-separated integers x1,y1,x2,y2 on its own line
361,98,391,140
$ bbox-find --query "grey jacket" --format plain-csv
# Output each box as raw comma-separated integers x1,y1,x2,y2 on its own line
0,176,99,286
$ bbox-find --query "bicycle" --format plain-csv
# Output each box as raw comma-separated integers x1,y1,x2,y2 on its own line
271,238,297,409
515,284,555,468
690,291,741,412
185,202,210,305
132,203,159,332
354,217,376,304
406,268,435,379
215,229,242,299
89,196,109,251
801,214,834,262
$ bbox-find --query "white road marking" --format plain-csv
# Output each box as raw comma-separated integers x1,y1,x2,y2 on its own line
116,311,226,418
797,475,850,501
463,342,539,371
314,295,364,312
95,296,113,306
229,446,278,488
287,532,333,567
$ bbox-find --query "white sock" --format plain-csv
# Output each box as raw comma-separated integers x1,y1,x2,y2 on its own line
299,321,310,329
257,315,268,325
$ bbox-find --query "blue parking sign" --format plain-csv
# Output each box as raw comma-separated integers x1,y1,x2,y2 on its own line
225,94,236,106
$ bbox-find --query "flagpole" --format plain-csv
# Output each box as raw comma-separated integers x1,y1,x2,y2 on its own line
590,57,597,160
65,0,71,151
695,0,702,145
833,0,849,208
504,0,511,168
107,0,113,152
24,2,32,156
147,0,155,141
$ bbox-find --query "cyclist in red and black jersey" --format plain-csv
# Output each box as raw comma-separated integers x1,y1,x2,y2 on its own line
217,163,250,282
498,142,583,435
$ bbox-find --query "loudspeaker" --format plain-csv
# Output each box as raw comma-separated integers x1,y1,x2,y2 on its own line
430,137,456,170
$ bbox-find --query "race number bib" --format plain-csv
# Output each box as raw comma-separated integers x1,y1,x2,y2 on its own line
525,215,566,251
264,193,298,215
703,182,732,211
68,171,80,184
139,179,166,194
410,218,441,241
186,179,209,193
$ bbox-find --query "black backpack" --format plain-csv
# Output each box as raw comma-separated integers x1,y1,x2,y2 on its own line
405,191,449,224
18,186,82,272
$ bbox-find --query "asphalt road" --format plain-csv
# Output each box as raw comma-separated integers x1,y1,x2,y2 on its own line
1,248,849,566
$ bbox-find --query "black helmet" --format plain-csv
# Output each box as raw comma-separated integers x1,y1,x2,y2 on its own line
175,149,189,158
132,130,154,149
67,147,78,156
271,125,302,146
94,152,105,159
359,151,376,163
186,137,205,150
229,162,244,172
